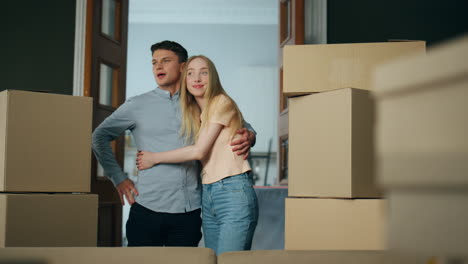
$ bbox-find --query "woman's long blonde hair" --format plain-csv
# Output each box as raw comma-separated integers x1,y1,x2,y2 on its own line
179,55,244,143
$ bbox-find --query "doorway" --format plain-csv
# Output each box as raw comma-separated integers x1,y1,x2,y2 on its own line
121,0,279,246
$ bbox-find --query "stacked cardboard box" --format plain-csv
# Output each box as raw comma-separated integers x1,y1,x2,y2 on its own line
282,42,425,250
374,35,468,257
283,41,425,96
0,247,217,264
0,90,97,247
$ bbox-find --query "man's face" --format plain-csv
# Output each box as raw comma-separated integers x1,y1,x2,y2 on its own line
152,49,184,88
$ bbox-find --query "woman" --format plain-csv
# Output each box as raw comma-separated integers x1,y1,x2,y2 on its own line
136,55,258,255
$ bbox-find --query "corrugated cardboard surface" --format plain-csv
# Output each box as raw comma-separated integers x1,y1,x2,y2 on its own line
0,247,216,264
283,41,425,95
218,250,431,264
374,36,468,187
0,193,98,247
288,88,380,198
388,190,468,256
0,90,92,192
285,198,387,250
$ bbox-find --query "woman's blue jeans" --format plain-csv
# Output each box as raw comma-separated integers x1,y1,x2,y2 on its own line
202,172,259,255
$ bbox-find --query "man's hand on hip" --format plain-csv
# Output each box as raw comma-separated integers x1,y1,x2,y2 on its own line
116,179,139,205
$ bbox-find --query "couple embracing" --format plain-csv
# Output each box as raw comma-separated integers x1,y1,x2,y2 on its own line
93,40,258,255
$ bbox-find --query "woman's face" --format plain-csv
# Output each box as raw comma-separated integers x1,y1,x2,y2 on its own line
186,57,209,99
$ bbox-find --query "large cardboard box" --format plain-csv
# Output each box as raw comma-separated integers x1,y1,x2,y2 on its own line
387,190,468,256
288,88,381,198
283,41,425,95
218,250,430,264
374,35,468,188
0,90,92,192
285,198,386,250
0,247,216,264
0,193,98,247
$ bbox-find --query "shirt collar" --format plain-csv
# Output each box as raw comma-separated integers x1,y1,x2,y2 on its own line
154,87,180,100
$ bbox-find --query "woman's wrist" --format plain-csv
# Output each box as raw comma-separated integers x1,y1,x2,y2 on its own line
151,152,160,166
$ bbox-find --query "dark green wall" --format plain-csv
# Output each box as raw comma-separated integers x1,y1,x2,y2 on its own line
2,0,76,95
327,0,468,46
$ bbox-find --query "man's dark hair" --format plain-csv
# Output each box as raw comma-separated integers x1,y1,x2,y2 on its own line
150,40,188,63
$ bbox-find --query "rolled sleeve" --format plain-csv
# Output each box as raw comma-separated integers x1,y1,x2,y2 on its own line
92,99,136,186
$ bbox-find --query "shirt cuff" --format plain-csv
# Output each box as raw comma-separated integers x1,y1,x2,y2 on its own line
109,171,128,186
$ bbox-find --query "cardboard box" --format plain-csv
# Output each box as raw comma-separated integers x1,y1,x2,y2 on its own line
218,250,430,264
288,88,381,198
0,90,92,192
0,193,98,247
0,247,216,264
283,41,425,95
374,35,468,188
387,190,468,256
285,198,386,250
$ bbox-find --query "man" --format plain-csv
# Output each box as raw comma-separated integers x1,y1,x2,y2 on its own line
92,40,255,247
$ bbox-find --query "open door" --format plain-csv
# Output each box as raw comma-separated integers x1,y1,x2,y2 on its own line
84,0,128,246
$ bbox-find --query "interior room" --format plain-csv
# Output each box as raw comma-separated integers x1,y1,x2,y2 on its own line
1,0,468,263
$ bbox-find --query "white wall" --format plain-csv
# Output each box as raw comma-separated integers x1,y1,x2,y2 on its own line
126,23,279,153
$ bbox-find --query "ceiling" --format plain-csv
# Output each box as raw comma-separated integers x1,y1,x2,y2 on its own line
129,0,278,25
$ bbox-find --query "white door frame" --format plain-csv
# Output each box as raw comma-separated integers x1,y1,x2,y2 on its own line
73,0,87,96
